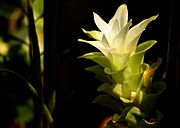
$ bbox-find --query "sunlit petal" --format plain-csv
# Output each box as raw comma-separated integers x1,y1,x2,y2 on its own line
78,39,109,56
111,19,119,39
112,20,132,50
126,15,158,48
93,12,112,43
109,4,128,30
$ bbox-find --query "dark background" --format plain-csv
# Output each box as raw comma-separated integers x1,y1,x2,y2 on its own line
45,0,179,128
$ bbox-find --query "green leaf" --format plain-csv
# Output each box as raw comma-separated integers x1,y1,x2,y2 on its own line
118,106,133,121
139,111,163,128
108,67,125,84
128,52,144,73
151,81,166,94
85,65,112,83
32,0,44,20
141,93,157,115
42,103,54,125
134,90,144,105
126,107,144,127
141,81,166,114
98,83,122,99
109,50,130,71
114,106,144,127
92,94,123,113
128,40,157,73
136,40,157,53
120,97,132,104
122,71,143,98
48,90,56,114
79,52,110,68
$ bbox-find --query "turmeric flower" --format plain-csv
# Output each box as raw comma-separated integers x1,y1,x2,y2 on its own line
78,4,165,128
79,4,158,72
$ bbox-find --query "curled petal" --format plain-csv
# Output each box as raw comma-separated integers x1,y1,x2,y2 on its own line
82,28,103,41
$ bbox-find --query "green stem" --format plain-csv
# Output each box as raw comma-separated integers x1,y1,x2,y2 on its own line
26,1,43,127
27,0,42,97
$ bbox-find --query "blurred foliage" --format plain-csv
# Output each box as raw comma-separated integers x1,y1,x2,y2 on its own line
0,0,54,128
16,98,34,125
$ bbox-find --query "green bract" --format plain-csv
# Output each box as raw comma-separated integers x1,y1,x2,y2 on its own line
78,4,165,128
